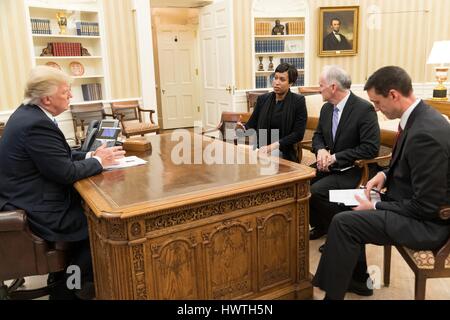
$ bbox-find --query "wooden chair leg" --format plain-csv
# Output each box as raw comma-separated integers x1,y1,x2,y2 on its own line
414,274,427,300
383,245,392,287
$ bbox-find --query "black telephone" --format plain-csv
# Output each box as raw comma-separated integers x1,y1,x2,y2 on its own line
80,119,121,152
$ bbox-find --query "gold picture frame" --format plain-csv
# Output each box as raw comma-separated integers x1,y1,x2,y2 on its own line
318,6,359,57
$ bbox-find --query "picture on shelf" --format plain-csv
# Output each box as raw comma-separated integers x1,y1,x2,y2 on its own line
69,61,85,76
318,6,359,57
45,61,61,70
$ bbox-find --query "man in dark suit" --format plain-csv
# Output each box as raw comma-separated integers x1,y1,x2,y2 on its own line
323,18,352,51
313,66,450,300
0,66,125,299
309,65,380,243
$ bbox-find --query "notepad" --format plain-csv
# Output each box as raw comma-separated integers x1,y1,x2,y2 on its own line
103,156,147,170
329,189,381,206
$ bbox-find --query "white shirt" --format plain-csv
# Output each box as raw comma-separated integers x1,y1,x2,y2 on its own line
399,98,421,130
333,32,342,42
334,91,351,123
36,104,102,165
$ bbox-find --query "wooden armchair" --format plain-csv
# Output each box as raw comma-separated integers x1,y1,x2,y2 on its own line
70,103,113,144
298,86,321,96
110,101,160,138
245,90,269,113
297,116,318,165
354,129,396,187
384,206,450,300
202,111,252,144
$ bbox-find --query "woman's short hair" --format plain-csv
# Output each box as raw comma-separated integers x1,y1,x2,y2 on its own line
275,63,298,84
24,66,72,105
321,65,352,90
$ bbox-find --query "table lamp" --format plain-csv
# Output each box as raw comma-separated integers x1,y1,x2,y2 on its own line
427,40,450,101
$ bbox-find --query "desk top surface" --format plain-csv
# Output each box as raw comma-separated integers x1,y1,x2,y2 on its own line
75,133,315,218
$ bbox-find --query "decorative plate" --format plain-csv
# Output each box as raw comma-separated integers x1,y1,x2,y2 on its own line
45,61,61,70
69,61,85,76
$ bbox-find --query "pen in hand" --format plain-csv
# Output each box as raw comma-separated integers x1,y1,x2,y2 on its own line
359,185,384,195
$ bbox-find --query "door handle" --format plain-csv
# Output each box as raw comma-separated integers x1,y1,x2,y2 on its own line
162,89,166,94
225,85,232,93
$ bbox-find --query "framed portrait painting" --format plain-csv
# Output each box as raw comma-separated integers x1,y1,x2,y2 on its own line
318,6,359,57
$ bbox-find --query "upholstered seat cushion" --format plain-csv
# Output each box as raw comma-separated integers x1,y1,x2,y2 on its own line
403,247,450,269
124,121,159,134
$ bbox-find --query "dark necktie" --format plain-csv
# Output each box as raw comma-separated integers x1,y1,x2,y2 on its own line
392,123,403,155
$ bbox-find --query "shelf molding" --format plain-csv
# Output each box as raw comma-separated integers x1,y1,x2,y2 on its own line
33,34,101,39
35,56,102,60
255,51,304,56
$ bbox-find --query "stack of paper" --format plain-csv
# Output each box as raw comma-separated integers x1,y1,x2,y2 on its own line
103,156,147,170
329,189,381,206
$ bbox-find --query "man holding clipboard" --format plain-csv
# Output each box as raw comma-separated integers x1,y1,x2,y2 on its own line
313,66,450,300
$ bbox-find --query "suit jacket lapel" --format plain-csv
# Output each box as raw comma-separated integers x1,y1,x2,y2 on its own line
389,102,424,169
332,92,355,147
33,104,71,153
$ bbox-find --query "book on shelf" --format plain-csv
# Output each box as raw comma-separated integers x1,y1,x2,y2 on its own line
286,20,305,35
255,22,271,36
280,57,304,69
81,83,102,101
76,21,100,36
51,42,82,56
255,76,267,89
255,40,285,53
31,18,51,35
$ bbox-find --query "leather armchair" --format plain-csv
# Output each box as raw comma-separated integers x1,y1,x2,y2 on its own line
0,210,70,300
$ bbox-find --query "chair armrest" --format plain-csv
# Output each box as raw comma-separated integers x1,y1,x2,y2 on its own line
202,128,220,135
0,210,26,232
138,107,157,124
354,154,392,168
300,139,313,151
354,153,392,186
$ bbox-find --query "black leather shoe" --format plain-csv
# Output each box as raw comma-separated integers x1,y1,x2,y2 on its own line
318,244,325,253
310,227,326,240
347,279,374,296
74,281,95,300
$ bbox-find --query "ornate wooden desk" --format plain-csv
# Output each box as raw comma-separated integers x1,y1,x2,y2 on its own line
75,133,315,300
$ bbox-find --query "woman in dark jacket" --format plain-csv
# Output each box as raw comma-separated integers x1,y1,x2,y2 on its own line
240,63,307,162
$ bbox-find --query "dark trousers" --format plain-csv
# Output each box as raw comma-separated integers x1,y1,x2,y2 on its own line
48,239,93,300
312,210,450,299
309,167,362,231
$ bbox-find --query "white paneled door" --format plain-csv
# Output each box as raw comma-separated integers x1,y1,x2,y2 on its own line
200,0,235,129
157,25,198,129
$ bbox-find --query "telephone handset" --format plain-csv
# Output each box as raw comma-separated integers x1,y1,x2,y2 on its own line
80,120,100,152
80,119,121,152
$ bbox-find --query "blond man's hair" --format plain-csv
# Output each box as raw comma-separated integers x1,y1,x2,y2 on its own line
24,66,72,105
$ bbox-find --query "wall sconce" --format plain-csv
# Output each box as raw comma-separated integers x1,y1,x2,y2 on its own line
426,40,450,101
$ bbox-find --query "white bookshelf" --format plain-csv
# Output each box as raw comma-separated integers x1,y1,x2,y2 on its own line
25,0,110,104
252,14,307,89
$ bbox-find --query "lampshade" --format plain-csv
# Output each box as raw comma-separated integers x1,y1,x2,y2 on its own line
426,40,450,65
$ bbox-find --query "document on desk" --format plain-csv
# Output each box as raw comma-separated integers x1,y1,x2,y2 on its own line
103,156,147,170
329,189,381,206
